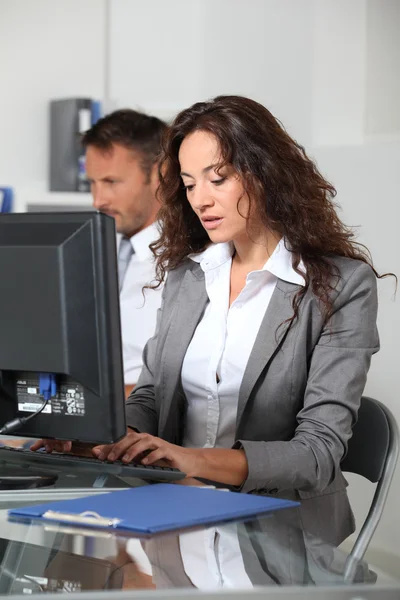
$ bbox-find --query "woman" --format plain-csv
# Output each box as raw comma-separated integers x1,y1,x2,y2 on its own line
35,96,381,545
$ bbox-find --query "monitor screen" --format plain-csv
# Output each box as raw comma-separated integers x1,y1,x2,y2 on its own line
0,212,126,444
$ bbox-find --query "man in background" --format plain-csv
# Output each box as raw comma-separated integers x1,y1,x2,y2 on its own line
83,109,167,397
0,109,165,449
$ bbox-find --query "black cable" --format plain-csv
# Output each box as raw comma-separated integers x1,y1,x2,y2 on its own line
0,397,50,435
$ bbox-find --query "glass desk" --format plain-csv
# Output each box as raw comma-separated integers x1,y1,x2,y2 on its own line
0,474,399,598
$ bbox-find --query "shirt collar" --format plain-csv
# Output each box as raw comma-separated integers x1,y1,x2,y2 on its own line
265,238,306,286
189,238,306,286
189,242,234,271
117,222,160,262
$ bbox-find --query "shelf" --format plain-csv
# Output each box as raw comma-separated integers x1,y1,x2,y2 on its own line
28,193,92,204
14,186,93,212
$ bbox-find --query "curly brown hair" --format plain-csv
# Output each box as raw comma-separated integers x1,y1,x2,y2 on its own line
152,95,388,323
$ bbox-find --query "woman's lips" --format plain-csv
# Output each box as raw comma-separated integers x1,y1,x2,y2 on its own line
202,217,224,230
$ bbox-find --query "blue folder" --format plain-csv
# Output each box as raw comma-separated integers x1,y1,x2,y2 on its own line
9,484,299,535
0,187,13,213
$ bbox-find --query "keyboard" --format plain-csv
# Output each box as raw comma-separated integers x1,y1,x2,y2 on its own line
0,446,186,482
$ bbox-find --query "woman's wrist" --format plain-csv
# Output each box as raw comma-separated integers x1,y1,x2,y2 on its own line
184,447,207,479
189,448,248,486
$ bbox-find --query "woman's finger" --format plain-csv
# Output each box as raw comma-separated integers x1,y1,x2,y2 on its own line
45,441,70,453
30,439,72,453
141,447,171,465
120,437,162,463
30,439,45,451
93,431,141,461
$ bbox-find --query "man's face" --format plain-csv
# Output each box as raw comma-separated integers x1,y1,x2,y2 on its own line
86,143,159,237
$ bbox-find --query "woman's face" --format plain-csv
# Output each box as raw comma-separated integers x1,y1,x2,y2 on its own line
179,130,253,245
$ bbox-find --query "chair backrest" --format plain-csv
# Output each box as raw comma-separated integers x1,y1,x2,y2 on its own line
341,396,390,482
341,396,399,581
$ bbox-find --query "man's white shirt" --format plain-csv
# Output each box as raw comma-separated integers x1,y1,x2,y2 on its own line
117,223,162,384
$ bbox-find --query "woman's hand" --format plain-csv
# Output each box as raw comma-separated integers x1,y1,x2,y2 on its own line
30,438,72,453
92,430,201,477
30,439,94,457
30,430,249,486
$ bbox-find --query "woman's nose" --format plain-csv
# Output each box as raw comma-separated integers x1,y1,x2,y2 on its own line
190,185,214,211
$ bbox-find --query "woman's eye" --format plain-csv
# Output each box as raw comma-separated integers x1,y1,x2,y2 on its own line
212,177,226,186
184,184,194,192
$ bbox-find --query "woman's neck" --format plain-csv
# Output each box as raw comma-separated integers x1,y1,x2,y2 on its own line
232,230,281,271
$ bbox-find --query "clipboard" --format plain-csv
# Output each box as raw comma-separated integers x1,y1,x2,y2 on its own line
9,484,300,535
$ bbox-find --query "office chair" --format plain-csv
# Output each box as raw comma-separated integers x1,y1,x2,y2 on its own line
341,396,399,582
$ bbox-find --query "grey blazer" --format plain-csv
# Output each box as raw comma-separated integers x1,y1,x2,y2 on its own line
126,255,379,545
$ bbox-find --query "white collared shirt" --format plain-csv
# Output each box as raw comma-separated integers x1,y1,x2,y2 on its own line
118,222,163,384
179,240,305,589
179,524,254,589
181,238,305,449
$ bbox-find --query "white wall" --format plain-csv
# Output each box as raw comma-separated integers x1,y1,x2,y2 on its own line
110,0,314,143
309,0,400,570
0,0,106,207
312,0,367,146
0,0,399,572
365,0,400,136
313,143,400,568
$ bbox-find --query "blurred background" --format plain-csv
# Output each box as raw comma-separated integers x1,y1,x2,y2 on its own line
0,0,399,576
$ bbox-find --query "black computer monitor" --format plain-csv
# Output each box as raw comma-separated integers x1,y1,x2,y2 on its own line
0,212,126,444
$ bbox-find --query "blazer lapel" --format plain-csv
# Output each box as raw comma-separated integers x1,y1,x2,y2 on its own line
158,264,208,437
236,279,300,431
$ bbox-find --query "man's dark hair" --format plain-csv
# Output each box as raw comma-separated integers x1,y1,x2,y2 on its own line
81,109,167,181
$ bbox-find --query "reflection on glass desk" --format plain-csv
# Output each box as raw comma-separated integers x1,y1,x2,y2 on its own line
0,480,399,597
